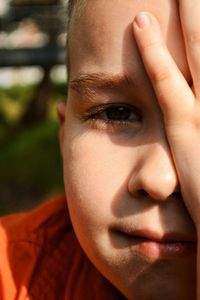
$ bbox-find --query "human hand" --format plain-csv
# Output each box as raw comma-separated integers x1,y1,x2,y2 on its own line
133,1,200,231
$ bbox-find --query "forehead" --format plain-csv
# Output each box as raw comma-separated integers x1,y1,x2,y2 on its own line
69,0,189,81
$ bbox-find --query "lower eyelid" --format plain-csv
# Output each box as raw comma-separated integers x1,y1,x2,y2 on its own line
84,117,141,135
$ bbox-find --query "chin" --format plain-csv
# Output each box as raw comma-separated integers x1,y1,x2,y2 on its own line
91,247,196,300
110,256,196,300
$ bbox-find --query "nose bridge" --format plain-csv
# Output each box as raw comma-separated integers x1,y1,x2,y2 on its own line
128,143,179,201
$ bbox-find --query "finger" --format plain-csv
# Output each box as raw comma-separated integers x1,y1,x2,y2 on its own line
133,12,194,123
179,0,200,98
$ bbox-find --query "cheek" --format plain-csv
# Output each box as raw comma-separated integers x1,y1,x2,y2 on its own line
62,131,137,235
62,130,145,287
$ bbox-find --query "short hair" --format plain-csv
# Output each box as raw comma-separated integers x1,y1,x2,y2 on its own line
67,0,76,31
66,0,82,80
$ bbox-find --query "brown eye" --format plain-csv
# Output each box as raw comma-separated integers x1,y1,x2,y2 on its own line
99,105,141,122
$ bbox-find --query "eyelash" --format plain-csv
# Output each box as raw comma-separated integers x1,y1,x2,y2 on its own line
81,103,142,132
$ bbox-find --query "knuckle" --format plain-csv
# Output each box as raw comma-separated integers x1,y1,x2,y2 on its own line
187,30,200,47
150,66,171,84
142,39,159,52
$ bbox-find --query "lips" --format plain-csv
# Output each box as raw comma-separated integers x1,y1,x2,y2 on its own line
112,227,197,259
118,228,197,243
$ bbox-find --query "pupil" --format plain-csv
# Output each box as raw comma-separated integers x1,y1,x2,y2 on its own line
106,107,130,120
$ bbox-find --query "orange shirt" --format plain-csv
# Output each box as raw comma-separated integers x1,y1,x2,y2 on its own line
0,195,124,299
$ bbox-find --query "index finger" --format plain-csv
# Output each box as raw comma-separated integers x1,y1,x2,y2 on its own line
133,12,194,123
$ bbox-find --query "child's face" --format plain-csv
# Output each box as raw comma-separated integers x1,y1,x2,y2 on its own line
60,1,196,299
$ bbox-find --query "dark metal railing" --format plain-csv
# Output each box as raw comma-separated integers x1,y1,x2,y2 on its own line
0,46,65,67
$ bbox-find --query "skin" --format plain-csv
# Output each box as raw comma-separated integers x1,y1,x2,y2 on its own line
58,0,200,299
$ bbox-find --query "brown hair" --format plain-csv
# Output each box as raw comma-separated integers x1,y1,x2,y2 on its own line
66,0,82,79
67,0,76,30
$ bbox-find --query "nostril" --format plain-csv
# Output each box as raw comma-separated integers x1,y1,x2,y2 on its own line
169,191,181,200
133,189,179,202
134,189,150,199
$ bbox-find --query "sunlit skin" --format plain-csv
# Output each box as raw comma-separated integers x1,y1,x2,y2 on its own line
58,0,200,299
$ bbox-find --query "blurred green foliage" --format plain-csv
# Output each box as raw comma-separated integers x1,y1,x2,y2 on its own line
0,82,66,215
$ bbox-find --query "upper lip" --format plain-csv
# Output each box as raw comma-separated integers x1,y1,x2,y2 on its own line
113,228,197,243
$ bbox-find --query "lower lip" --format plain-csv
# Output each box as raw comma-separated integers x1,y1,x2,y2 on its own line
124,236,196,259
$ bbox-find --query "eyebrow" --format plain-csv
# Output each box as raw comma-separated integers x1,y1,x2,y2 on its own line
69,73,137,98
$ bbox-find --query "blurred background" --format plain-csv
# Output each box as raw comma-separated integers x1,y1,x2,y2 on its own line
0,0,67,215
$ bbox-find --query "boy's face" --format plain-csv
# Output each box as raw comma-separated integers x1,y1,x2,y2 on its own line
60,1,197,299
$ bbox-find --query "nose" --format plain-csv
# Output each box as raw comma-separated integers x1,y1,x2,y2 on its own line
128,143,179,201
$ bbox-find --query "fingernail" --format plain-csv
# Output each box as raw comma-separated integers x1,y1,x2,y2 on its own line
134,12,149,29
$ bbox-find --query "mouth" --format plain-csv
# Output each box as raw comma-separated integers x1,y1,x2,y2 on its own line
112,228,197,259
